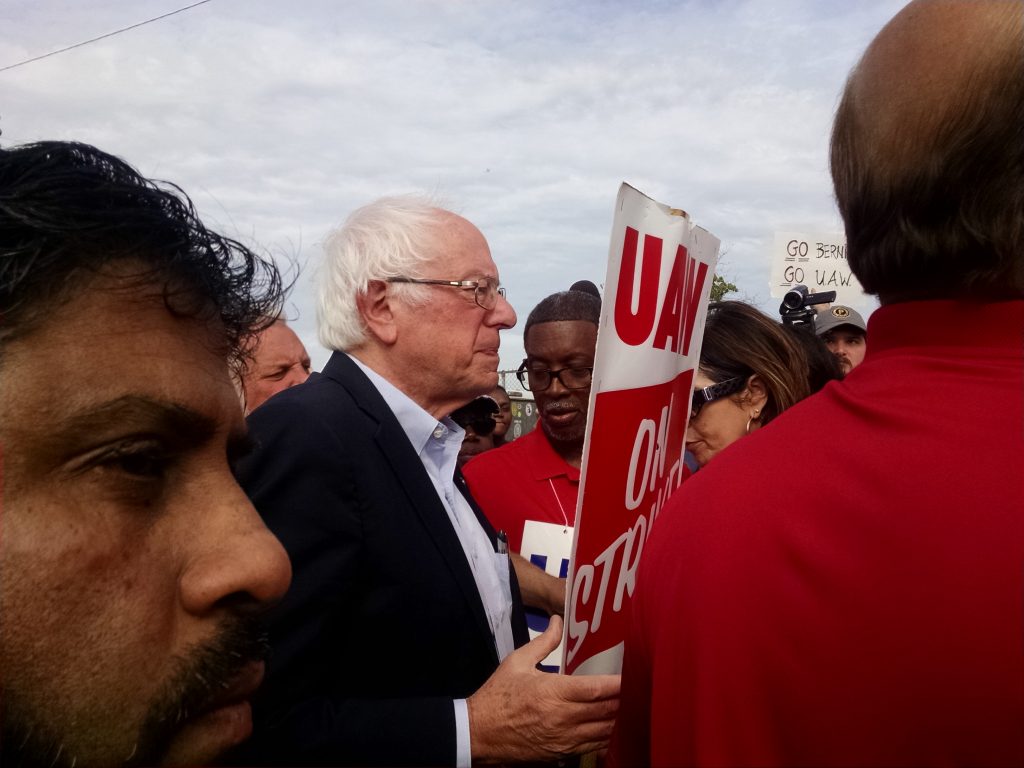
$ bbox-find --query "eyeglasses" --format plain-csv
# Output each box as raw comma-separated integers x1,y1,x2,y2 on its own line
386,276,506,310
690,376,746,419
516,362,593,392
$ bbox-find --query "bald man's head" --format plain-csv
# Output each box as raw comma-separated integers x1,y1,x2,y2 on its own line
831,0,1024,303
241,319,312,413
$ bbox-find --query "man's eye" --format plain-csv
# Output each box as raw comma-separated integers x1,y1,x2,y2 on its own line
101,444,170,479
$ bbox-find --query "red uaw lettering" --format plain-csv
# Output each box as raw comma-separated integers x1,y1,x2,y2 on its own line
614,227,663,346
681,251,709,356
652,244,687,353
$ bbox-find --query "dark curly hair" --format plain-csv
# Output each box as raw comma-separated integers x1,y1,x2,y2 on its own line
0,141,284,363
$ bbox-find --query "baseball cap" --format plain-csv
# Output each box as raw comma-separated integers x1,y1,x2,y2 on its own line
815,305,867,336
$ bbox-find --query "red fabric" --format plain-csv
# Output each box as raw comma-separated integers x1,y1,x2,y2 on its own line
609,300,1024,768
463,426,579,552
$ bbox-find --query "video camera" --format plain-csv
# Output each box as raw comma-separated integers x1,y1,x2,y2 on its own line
778,284,836,329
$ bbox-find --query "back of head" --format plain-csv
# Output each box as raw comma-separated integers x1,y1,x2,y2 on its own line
700,301,811,424
523,289,601,345
317,195,444,351
831,0,1024,303
0,140,283,362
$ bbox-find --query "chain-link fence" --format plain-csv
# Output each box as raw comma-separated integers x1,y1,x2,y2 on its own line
498,369,538,440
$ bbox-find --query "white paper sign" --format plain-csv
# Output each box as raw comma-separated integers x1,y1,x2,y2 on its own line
770,232,870,306
561,183,720,676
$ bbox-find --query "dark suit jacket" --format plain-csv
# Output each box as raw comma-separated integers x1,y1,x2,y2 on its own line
231,352,529,766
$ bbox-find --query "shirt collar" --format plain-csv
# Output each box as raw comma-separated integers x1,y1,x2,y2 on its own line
526,427,582,484
347,354,464,456
868,299,1024,356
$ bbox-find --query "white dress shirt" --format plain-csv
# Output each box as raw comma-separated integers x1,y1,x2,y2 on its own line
349,356,515,766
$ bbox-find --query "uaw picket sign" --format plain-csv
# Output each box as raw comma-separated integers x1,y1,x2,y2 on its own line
561,183,719,676
770,232,870,306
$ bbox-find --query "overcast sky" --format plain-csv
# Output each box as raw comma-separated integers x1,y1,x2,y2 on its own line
1,0,904,370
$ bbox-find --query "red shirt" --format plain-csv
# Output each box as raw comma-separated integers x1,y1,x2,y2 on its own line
609,300,1024,768
463,426,579,554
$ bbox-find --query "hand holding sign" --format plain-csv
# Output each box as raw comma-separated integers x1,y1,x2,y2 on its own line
467,615,621,763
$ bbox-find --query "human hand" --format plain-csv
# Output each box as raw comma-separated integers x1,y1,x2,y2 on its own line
467,615,621,764
511,554,567,617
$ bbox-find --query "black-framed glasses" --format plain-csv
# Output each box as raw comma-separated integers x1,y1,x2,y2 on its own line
386,276,506,310
691,376,746,419
516,361,593,392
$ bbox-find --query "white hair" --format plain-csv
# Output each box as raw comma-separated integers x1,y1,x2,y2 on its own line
317,195,445,351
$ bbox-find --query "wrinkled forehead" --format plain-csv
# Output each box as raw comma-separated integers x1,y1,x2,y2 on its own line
525,320,599,359
427,211,497,278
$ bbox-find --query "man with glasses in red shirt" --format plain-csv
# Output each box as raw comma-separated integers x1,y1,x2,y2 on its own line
465,286,601,648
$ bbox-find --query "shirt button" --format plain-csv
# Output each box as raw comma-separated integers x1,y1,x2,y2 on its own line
432,424,446,439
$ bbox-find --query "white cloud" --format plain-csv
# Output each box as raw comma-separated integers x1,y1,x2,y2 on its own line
1,0,904,371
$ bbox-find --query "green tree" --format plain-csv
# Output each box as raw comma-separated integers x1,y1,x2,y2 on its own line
709,274,738,302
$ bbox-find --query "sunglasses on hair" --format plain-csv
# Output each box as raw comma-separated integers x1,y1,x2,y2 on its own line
691,376,746,419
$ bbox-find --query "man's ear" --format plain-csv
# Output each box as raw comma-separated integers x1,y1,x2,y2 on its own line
356,280,398,345
744,374,769,412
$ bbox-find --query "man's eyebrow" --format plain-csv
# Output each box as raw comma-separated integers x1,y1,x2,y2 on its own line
57,395,219,449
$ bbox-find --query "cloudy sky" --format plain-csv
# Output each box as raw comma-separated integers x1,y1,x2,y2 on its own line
2,0,904,370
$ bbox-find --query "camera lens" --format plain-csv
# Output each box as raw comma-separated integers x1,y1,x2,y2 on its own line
781,285,809,311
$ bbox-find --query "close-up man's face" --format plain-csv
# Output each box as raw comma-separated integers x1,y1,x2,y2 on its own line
242,320,312,413
525,320,598,448
822,327,866,374
0,265,292,767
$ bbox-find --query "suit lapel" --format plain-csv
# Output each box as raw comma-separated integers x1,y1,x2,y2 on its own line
322,353,499,662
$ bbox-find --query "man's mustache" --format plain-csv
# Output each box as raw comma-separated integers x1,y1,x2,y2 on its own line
132,616,269,766
543,400,578,414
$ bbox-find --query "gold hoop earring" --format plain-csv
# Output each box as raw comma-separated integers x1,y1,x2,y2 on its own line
746,409,761,435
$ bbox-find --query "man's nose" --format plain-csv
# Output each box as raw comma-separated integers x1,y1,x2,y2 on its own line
488,292,517,329
547,372,571,396
284,367,308,388
179,484,292,616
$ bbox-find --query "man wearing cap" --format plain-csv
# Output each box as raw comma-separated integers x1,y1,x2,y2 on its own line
815,305,867,374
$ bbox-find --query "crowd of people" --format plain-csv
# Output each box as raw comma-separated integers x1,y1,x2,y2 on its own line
1,1,1021,766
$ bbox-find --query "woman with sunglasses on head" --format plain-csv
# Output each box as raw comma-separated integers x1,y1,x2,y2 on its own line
687,301,834,468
